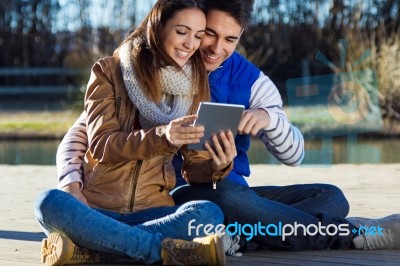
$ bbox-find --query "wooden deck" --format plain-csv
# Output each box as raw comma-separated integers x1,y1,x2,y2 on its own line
1,164,399,265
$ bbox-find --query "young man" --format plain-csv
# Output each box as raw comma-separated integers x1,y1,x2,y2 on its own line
57,0,400,251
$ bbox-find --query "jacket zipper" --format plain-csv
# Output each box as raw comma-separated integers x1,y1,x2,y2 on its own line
129,160,142,211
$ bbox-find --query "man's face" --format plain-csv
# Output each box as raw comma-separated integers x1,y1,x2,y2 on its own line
200,10,243,71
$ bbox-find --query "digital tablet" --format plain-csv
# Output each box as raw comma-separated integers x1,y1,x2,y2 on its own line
187,102,245,150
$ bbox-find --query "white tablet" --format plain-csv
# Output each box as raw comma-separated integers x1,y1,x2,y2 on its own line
187,102,245,150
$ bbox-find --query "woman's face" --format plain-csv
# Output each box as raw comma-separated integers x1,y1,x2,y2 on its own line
162,8,206,67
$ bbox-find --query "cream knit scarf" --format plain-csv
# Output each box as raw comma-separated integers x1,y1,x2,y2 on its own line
119,40,194,129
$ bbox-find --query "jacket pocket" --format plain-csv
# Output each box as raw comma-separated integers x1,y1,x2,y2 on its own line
84,163,112,188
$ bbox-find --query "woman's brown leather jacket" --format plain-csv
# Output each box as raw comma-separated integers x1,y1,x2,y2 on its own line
82,56,232,213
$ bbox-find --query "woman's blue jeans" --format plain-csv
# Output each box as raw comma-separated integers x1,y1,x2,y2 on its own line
34,189,224,264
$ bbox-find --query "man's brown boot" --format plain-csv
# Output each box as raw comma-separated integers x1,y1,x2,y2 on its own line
41,233,100,266
161,234,226,265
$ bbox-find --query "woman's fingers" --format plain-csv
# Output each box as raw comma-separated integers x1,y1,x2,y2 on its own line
205,130,237,166
169,114,197,127
167,115,204,145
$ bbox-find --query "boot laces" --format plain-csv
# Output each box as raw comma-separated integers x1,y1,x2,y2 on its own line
69,245,96,262
167,240,205,265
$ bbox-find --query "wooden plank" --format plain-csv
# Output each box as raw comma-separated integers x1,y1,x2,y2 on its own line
231,249,400,265
0,165,399,266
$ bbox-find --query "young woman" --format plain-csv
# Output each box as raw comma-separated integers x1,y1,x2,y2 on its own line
34,0,237,265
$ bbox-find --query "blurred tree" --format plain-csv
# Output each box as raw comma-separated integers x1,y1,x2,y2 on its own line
0,0,143,69
1,0,399,119
60,0,140,70
0,0,60,67
241,0,399,114
379,0,400,31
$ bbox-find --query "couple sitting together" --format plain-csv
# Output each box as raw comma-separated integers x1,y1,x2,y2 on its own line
34,0,400,265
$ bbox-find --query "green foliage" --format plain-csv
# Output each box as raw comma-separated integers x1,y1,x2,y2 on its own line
0,111,82,137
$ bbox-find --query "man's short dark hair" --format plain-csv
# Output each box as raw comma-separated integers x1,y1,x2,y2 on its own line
206,0,254,29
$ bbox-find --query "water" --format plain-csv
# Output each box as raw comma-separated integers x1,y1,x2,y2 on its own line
0,137,399,165
0,140,59,165
250,137,400,165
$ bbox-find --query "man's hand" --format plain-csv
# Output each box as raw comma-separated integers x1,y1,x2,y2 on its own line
61,182,88,206
166,115,205,146
237,109,270,136
205,130,237,170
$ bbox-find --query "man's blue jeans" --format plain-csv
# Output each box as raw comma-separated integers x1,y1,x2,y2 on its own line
171,178,355,250
34,189,224,264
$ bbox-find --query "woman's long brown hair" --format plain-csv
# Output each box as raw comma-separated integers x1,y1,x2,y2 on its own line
114,0,210,113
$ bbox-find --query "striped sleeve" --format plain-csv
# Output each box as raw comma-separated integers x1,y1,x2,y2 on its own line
56,112,88,189
250,72,304,166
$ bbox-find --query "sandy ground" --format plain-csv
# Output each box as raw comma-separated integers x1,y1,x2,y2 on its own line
0,164,399,265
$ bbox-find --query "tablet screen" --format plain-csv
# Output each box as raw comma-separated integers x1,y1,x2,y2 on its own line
187,102,245,150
